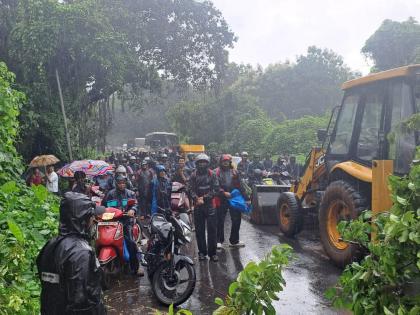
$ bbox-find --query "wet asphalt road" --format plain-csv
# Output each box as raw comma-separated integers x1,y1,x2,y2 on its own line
104,214,346,315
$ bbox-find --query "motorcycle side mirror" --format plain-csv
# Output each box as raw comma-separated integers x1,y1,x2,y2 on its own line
317,129,327,142
127,199,136,207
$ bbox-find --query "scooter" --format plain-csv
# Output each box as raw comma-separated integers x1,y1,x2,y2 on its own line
95,199,141,289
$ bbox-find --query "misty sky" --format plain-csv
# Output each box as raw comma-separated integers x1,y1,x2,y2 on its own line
211,0,420,74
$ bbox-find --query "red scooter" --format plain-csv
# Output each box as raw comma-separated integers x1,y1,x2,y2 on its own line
95,200,141,289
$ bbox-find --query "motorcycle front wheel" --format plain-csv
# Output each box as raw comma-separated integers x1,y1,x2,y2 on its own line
152,260,196,306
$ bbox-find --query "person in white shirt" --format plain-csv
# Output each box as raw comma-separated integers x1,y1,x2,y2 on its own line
46,165,59,194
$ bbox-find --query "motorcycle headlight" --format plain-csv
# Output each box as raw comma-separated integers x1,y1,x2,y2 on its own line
182,224,192,243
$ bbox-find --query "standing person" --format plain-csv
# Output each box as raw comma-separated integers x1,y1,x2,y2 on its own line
102,176,143,276
263,154,273,172
237,152,250,179
272,157,287,174
150,165,172,215
215,154,247,249
286,156,301,180
27,168,44,186
136,160,153,218
171,158,188,184
188,154,219,262
37,192,107,315
185,153,196,175
45,165,59,195
247,153,265,183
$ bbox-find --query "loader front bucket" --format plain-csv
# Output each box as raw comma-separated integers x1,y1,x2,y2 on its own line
250,184,290,225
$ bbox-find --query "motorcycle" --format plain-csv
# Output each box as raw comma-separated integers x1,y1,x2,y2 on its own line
145,208,196,306
171,181,190,213
95,199,141,289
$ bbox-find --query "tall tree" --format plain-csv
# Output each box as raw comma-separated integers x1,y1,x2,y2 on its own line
362,17,420,71
0,0,236,160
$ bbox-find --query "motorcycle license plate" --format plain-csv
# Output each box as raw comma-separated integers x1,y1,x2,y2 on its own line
172,193,181,199
97,221,118,226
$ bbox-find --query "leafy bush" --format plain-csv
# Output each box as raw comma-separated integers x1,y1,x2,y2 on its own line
264,114,329,156
0,62,59,314
327,159,420,315
214,244,293,315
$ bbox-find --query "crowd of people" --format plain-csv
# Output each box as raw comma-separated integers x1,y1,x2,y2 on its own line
34,148,302,314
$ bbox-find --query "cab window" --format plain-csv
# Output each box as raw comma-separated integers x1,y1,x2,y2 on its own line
356,92,384,161
388,81,416,174
329,94,359,155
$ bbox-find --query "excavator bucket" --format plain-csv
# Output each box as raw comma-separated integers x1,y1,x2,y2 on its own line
250,184,290,225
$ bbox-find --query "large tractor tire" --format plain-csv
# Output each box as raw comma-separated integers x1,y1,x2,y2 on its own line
277,192,303,237
319,180,367,267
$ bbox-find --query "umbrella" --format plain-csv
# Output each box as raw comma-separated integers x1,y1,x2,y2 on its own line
29,155,60,167
57,160,112,178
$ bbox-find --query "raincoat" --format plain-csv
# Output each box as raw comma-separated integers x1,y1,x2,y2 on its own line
36,192,106,315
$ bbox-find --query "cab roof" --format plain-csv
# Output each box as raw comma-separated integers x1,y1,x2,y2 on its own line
342,64,420,90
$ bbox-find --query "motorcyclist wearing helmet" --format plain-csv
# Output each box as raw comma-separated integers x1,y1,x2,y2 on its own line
215,154,248,249
102,175,142,276
113,165,134,190
37,192,107,314
247,153,265,183
150,164,172,215
237,152,250,178
187,154,220,262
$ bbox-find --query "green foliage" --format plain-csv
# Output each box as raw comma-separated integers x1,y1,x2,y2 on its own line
0,0,235,161
0,62,59,314
155,304,193,315
362,17,420,71
264,114,329,156
213,244,293,315
0,183,59,314
327,159,420,315
0,62,25,182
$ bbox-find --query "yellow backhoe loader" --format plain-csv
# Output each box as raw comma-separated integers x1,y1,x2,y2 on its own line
277,64,420,267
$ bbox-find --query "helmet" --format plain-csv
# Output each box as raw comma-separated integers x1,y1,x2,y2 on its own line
130,156,136,160
220,154,232,162
144,156,151,162
156,164,166,173
141,160,148,166
195,153,210,164
241,151,248,157
116,165,126,173
161,153,168,159
115,175,127,183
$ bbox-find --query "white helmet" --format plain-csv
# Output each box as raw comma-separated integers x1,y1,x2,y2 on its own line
116,165,127,173
195,153,210,163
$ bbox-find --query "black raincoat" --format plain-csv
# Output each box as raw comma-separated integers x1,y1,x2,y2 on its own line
36,192,106,315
